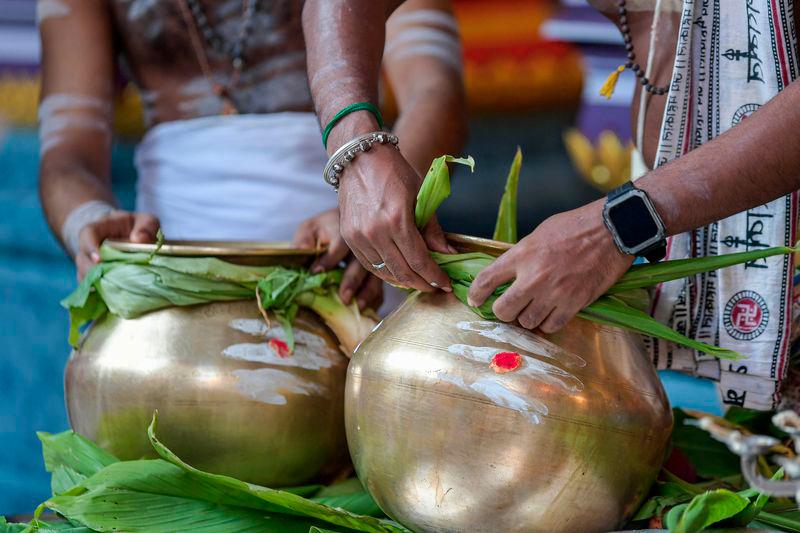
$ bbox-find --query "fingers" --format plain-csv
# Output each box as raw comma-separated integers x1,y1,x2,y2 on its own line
380,239,439,292
355,275,383,310
490,279,537,323
517,298,553,331
313,236,350,273
130,213,160,243
422,217,457,254
468,256,516,308
293,219,318,249
392,227,452,292
339,258,369,304
75,252,95,281
539,301,584,334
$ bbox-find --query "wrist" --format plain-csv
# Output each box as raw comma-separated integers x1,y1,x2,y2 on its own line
325,111,381,155
60,200,117,257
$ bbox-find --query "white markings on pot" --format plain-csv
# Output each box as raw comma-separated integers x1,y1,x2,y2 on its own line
36,0,70,24
457,321,586,368
233,368,325,405
442,343,584,424
224,318,339,370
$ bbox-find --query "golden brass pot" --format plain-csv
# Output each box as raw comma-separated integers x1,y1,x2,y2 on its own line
65,241,350,486
346,237,673,533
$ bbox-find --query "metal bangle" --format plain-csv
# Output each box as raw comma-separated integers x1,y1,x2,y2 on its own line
323,131,399,191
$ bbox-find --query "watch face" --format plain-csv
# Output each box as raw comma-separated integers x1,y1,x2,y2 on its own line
607,195,660,249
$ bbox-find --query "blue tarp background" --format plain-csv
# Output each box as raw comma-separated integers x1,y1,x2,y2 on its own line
0,129,137,513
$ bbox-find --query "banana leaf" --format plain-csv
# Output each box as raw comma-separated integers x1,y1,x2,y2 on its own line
34,413,406,533
414,155,474,228
61,246,374,354
492,147,522,243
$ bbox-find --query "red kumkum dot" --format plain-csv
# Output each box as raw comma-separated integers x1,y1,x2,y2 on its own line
490,351,522,373
269,338,291,358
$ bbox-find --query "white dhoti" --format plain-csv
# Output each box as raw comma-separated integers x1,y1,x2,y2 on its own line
135,113,337,241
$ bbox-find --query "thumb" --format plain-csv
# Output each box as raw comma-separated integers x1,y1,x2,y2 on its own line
293,220,319,249
422,217,457,254
130,213,160,243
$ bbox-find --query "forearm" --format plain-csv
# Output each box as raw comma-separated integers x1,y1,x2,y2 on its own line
637,81,800,236
392,82,467,176
40,161,116,244
303,0,402,153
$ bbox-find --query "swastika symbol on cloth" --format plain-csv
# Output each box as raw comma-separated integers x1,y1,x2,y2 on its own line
723,290,769,341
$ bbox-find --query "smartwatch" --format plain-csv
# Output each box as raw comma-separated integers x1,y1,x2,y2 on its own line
602,182,666,263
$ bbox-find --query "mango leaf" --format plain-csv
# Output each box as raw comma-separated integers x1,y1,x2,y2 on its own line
665,489,750,533
609,245,798,294
38,431,119,495
414,155,474,229
579,296,743,360
753,510,800,531
670,409,743,479
492,147,522,243
146,412,407,532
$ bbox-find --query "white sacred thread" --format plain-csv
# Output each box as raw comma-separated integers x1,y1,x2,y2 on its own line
36,0,70,24
60,200,116,258
38,94,112,157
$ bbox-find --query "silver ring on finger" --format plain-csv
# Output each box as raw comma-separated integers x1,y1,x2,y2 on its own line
371,261,386,270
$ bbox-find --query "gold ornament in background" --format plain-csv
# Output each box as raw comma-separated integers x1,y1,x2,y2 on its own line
0,74,144,139
564,128,633,192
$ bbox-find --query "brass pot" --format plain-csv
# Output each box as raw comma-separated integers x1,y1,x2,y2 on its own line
65,241,350,486
345,236,673,533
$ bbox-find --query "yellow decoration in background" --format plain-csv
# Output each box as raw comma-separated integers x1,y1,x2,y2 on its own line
599,65,626,100
0,73,144,139
563,128,632,191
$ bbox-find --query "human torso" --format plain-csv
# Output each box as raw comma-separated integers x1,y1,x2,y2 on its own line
109,0,311,128
590,0,800,167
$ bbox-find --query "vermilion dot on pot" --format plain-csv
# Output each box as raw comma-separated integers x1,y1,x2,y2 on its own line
490,351,522,373
269,338,291,358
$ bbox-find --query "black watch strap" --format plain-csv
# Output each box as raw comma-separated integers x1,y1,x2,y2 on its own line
607,181,635,201
643,243,666,263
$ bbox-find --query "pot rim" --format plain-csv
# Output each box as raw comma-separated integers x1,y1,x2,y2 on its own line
104,233,511,260
105,239,320,257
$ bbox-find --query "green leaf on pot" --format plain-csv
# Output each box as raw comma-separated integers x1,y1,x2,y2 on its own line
664,489,750,533
579,296,743,360
608,245,798,294
414,155,474,229
493,147,522,244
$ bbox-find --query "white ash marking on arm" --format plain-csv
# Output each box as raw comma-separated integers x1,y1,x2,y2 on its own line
38,93,112,157
384,9,463,73
36,0,70,24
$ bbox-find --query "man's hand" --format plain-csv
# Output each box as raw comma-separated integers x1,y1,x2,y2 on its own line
76,211,159,279
294,208,383,311
337,145,453,293
468,201,634,333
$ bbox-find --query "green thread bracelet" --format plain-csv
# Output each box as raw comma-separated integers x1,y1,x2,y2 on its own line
322,102,384,149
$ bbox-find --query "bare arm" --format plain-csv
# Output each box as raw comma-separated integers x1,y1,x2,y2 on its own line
383,0,468,174
468,80,800,334
303,0,454,294
638,81,800,236
38,0,157,278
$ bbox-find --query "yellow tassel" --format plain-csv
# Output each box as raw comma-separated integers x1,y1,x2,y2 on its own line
599,65,626,100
